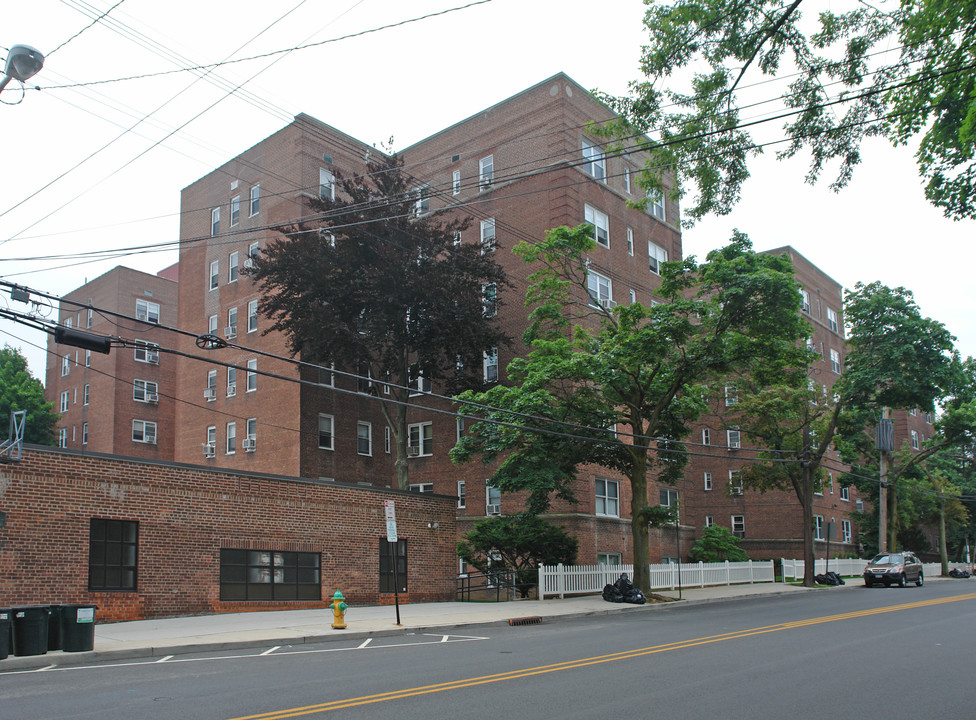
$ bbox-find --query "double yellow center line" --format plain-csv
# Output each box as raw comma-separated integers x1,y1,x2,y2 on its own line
229,592,976,719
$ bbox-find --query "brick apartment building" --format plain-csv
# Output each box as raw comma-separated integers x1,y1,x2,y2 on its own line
45,264,179,460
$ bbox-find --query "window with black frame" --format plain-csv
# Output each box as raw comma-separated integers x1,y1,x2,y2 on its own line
89,518,138,592
219,549,321,601
379,539,407,593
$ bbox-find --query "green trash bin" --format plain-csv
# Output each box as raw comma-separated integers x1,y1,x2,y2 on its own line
59,604,97,652
48,605,63,651
12,606,51,657
0,609,10,660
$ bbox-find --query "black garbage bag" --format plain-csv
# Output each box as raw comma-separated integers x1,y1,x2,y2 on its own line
602,583,623,602
825,571,845,585
949,568,971,578
612,573,647,604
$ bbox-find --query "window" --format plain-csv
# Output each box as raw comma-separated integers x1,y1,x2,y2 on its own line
814,515,825,540
385,426,391,454
482,283,497,317
830,348,841,374
483,347,498,383
727,427,741,449
357,362,373,393
204,425,216,456
61,355,70,376
379,539,407,593
318,414,334,450
412,184,430,215
58,427,67,447
480,218,496,253
909,408,918,416
211,207,220,237
648,241,668,275
87,308,93,328
584,204,609,248
660,488,679,520
800,288,811,313
729,470,743,495
88,518,138,592
230,195,240,226
220,549,320,601
206,369,217,400
319,168,335,200
595,478,619,517
246,359,257,392
222,366,234,397
724,385,738,406
228,251,239,283
452,169,461,195
247,299,258,333
856,498,864,512
133,379,158,403
249,184,260,216
624,167,631,194
627,227,634,256
597,552,623,566
911,430,919,449
60,391,69,413
136,299,160,324
842,519,852,544
704,472,712,490
587,269,612,307
357,421,372,456
827,307,838,333
82,422,88,445
702,428,710,445
245,418,257,450
316,362,334,387
132,420,157,444
925,412,934,424
409,483,433,494
248,241,260,260
486,481,501,514
83,384,89,405
629,289,636,304
226,422,236,454
479,155,493,189
226,306,238,338
208,314,218,336
408,422,433,457
731,515,745,537
648,189,666,220
457,480,466,509
840,485,850,502
409,369,430,396
581,139,606,180
210,260,219,290
705,515,714,528
85,349,91,367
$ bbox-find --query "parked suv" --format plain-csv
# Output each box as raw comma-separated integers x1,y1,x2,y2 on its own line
863,552,923,587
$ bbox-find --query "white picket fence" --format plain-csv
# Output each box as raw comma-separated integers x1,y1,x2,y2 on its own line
782,558,969,582
538,560,775,600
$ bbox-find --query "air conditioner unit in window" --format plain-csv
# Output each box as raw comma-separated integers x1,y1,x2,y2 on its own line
145,392,158,404
202,443,215,458
146,351,159,364
730,485,743,496
226,383,237,397
242,437,256,452
598,298,616,309
486,504,501,516
204,388,216,401
224,325,237,339
732,530,745,538
243,258,254,269
406,446,420,457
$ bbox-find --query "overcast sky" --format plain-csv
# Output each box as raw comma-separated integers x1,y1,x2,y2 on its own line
2,0,973,383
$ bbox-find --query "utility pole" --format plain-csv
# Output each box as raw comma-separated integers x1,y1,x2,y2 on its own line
877,409,893,553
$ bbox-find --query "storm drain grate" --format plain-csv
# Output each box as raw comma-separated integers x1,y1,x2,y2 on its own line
508,616,542,626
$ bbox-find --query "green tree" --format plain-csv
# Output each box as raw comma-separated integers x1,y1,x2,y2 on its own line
248,154,510,489
687,524,750,563
595,0,976,221
0,345,58,446
456,513,578,597
453,228,807,593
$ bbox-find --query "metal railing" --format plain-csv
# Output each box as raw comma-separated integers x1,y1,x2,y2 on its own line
456,570,518,602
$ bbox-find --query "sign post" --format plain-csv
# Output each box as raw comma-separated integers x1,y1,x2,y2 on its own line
384,500,402,626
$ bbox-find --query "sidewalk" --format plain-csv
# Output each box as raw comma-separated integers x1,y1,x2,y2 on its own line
0,581,839,671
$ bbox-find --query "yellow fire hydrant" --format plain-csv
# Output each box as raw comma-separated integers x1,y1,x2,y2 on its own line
331,590,348,629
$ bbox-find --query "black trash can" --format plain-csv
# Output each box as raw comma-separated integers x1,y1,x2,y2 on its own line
0,609,10,661
12,606,51,657
48,604,63,651
59,604,97,653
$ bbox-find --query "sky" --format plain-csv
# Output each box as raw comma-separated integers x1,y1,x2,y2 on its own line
1,0,973,384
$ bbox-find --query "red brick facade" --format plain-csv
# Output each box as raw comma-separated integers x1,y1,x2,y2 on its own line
0,447,456,621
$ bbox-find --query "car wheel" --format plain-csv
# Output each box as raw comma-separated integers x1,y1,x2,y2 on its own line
916,572,924,587
897,574,907,588
864,579,873,587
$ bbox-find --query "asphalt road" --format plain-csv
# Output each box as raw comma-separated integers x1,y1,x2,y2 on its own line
3,582,975,720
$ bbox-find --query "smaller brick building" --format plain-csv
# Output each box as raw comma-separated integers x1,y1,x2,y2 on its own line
0,446,457,621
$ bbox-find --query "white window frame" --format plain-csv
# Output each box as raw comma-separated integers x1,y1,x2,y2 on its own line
483,347,498,383
648,189,666,221
318,414,334,450
482,283,497,318
227,366,237,397
626,227,634,256
133,379,158,403
729,470,743,495
840,485,850,502
814,515,825,541
408,422,433,457
211,207,220,237
830,348,841,374
648,241,668,275
457,480,466,509
228,251,239,283
61,355,70,376
83,384,89,405
249,184,260,216
724,385,738,406
705,515,714,528
704,472,712,491
911,430,919,449
842,519,852,543
230,195,240,226
827,307,839,333
660,488,679,521
60,391,69,413
209,314,218,335
246,358,257,392
319,167,335,200
702,428,710,445
624,167,631,194
584,204,609,248
82,422,88,445
247,299,258,333
731,515,745,536
595,478,619,517
132,419,157,445
581,139,606,180
727,428,741,449
587,269,612,308
226,422,236,454
452,169,461,195
598,552,623,566
357,421,372,456
209,260,219,291
246,418,257,450
58,427,67,448
317,362,334,387
480,218,496,253
136,299,160,324
486,481,502,515
479,155,493,189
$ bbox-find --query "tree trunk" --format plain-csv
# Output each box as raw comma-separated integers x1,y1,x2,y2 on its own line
630,451,651,592
888,483,898,551
939,497,948,577
394,399,409,490
800,423,816,587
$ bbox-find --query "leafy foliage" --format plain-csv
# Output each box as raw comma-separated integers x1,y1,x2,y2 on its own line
595,0,976,221
687,524,750,563
0,346,58,446
453,227,807,591
248,154,510,488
